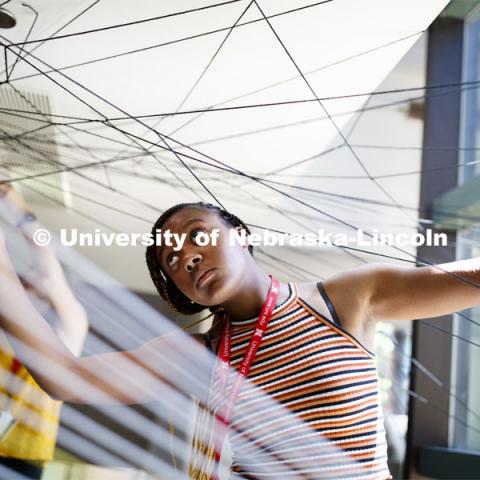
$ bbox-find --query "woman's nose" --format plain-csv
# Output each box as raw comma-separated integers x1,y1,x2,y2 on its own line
185,253,202,272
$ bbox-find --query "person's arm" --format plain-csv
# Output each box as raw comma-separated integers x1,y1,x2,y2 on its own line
0,222,207,405
325,259,480,325
0,184,88,356
44,282,88,357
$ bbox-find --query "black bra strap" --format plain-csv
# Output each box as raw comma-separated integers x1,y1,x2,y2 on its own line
316,282,342,327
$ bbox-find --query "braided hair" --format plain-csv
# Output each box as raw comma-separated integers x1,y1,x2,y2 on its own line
145,202,254,315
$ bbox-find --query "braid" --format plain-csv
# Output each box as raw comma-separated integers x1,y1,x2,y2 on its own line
145,202,254,316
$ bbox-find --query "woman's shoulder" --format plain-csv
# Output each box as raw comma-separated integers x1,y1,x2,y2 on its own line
295,275,376,351
295,280,329,308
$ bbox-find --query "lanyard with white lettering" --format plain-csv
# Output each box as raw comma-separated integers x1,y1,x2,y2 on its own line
211,275,280,480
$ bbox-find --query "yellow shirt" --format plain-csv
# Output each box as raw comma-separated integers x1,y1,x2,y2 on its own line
0,335,61,461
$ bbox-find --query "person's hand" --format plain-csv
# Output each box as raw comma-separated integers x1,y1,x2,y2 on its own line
0,184,39,256
0,184,35,236
0,183,12,199
0,185,62,299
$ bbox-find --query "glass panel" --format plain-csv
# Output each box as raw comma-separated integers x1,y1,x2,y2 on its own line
451,227,480,450
453,5,480,450
460,6,480,183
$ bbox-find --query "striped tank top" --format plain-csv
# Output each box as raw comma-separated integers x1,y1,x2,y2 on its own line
210,282,392,480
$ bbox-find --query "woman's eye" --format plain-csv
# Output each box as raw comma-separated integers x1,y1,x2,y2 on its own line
167,253,178,267
191,229,204,245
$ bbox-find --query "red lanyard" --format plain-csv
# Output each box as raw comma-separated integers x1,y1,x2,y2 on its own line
211,275,280,480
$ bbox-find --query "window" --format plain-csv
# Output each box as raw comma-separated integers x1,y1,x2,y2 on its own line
451,5,480,451
450,228,480,450
459,4,480,183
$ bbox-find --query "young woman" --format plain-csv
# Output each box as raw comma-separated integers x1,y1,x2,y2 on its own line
0,200,479,479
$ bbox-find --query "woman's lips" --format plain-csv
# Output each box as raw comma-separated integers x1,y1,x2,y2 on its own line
197,268,216,288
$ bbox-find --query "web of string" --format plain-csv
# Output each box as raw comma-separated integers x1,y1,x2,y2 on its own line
0,0,478,463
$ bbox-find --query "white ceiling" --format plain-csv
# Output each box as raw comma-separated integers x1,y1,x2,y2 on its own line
0,0,449,293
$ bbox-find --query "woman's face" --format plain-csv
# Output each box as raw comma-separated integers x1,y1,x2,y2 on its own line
156,208,250,307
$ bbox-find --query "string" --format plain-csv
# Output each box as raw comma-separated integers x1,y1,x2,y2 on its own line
9,165,480,346
4,95,477,291
265,159,480,180
0,1,102,78
252,0,422,231
379,329,480,423
0,3,478,464
7,3,38,79
163,82,480,159
4,42,226,208
9,0,244,47
4,79,477,124
91,80,480,121
0,88,474,249
106,0,257,172
114,118,480,287
2,45,211,207
4,0,335,83
7,82,196,213
165,30,426,139
0,164,155,223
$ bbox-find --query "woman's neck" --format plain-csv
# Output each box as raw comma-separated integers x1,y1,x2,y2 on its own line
220,268,288,322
